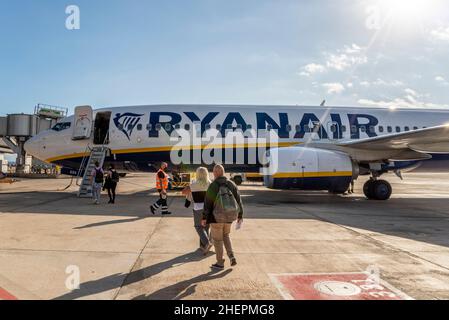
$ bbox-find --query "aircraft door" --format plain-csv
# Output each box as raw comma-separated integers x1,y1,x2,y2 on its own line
93,112,112,145
72,105,93,140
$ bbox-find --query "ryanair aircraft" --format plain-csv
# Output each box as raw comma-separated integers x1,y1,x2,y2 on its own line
24,104,449,200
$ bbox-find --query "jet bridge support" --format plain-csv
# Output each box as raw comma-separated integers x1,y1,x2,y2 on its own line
0,104,67,173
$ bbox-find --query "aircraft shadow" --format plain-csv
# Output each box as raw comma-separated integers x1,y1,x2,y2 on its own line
2,188,449,252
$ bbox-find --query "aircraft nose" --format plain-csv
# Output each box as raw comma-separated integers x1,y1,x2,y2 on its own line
24,135,43,160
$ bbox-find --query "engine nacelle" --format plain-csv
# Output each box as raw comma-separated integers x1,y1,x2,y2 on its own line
263,147,358,193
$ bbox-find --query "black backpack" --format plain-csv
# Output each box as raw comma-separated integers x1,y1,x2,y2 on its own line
95,168,104,184
111,170,120,183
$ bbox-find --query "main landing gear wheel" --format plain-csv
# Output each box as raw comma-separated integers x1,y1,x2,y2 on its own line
363,179,392,201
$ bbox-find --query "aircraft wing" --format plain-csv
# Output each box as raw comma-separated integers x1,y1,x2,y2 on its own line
337,125,449,154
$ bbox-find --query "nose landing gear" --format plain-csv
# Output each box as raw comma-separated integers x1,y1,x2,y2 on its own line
363,178,392,200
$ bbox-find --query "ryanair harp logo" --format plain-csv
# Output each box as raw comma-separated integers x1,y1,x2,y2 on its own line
113,113,144,140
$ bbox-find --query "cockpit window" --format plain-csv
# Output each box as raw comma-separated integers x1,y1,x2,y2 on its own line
51,122,71,132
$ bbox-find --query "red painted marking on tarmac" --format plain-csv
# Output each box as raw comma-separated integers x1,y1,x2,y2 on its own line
271,273,412,300
0,287,18,300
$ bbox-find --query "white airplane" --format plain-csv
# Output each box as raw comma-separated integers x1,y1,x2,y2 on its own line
24,104,449,200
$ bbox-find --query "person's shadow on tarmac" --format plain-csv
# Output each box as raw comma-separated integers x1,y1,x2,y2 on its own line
54,250,220,300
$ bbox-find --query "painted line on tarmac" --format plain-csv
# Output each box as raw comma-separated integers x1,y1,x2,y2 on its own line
270,272,414,300
0,287,18,300
0,275,40,300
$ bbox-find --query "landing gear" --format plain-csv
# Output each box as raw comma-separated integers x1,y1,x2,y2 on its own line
363,179,392,200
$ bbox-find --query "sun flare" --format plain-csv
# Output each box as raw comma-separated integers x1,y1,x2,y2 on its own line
379,0,441,22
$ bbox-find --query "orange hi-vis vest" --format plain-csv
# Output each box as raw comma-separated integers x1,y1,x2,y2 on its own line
156,169,169,190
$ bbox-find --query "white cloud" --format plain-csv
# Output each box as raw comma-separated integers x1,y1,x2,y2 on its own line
373,79,404,87
358,88,448,109
299,63,326,76
322,82,345,94
325,44,367,71
404,88,418,97
360,81,371,87
435,76,449,86
358,79,404,88
430,26,449,41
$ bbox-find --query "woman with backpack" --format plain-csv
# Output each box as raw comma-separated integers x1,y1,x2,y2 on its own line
182,167,213,254
104,164,119,204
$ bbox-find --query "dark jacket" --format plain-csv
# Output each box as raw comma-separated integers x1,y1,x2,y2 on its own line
203,176,244,224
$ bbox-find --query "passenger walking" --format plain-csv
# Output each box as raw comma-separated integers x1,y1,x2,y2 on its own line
150,162,172,215
91,161,104,205
183,167,212,254
203,165,244,270
104,164,119,204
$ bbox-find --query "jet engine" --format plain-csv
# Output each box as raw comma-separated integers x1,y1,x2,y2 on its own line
263,147,358,193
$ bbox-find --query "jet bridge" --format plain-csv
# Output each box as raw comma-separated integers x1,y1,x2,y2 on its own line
0,104,68,173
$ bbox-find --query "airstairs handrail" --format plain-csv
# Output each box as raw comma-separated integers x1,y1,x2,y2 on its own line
76,144,92,186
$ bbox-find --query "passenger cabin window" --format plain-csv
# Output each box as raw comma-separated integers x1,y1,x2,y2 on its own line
360,126,366,133
404,126,410,132
247,124,253,130
351,125,357,133
413,126,418,130
216,124,221,131
396,126,401,133
175,124,181,130
51,122,71,132
155,124,162,131
379,126,384,133
387,126,392,133
137,124,143,131
286,125,292,132
341,125,347,132
184,124,191,131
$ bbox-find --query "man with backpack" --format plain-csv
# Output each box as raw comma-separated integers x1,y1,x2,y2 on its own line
90,161,104,205
203,165,244,270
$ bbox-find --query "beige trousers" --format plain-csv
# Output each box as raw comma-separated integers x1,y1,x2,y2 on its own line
210,223,234,266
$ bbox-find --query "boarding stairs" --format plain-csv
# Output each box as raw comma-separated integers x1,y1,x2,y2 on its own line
77,146,108,198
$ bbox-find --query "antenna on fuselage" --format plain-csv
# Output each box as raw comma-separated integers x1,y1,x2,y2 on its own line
320,100,326,107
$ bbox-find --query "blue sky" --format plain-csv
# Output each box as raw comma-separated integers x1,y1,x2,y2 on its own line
1,0,449,117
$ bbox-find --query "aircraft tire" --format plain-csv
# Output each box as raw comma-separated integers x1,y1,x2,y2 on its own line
372,180,392,201
363,180,375,200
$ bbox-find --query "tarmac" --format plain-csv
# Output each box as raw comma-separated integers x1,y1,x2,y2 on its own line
1,172,449,300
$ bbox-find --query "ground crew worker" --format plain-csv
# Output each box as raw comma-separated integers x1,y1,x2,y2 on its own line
150,162,172,215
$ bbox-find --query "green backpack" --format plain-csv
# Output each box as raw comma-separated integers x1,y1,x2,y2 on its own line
213,182,239,223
